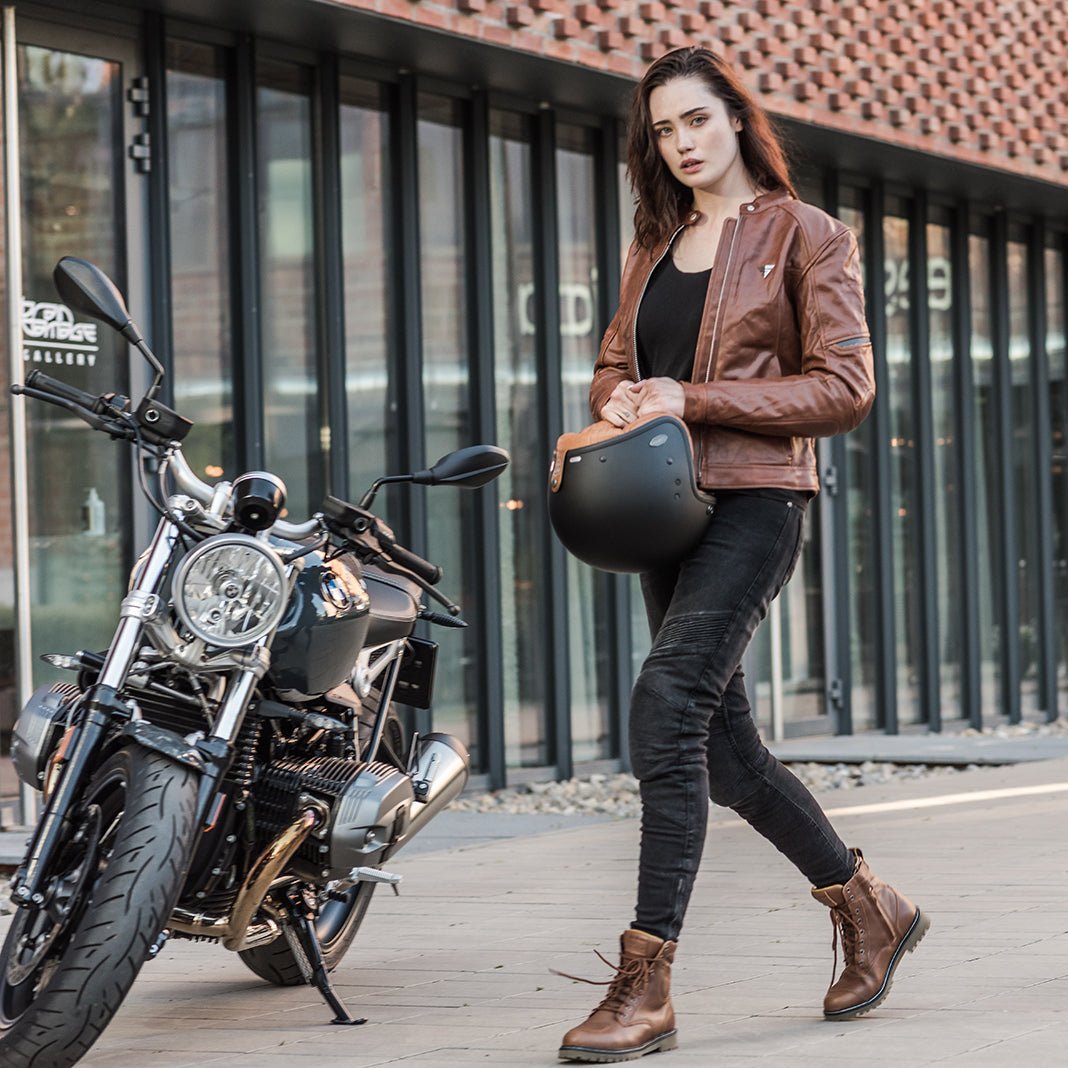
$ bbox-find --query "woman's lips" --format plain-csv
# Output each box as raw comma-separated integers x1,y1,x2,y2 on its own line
680,159,702,173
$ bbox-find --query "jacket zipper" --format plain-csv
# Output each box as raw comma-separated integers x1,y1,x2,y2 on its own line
703,217,742,383
630,223,687,383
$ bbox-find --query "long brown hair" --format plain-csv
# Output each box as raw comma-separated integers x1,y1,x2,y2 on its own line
627,47,797,250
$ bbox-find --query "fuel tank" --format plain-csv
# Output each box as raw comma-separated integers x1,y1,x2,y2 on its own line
268,548,371,698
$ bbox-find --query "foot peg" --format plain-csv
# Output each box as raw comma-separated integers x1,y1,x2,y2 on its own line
331,865,403,896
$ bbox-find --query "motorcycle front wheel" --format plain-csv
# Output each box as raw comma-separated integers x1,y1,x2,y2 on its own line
0,745,199,1068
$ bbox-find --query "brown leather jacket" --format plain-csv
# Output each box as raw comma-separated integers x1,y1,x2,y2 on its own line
589,189,874,493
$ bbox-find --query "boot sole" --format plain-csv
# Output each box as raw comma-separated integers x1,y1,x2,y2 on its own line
824,908,931,1021
558,1030,678,1062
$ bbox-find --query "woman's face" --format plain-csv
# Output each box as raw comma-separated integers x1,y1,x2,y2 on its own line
648,75,747,196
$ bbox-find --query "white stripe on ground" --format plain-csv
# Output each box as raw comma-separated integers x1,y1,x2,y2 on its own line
823,782,1068,817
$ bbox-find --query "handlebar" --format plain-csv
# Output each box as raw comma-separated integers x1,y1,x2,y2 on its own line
383,542,443,586
25,370,101,411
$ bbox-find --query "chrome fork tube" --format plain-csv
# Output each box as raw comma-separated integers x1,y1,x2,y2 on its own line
98,518,181,691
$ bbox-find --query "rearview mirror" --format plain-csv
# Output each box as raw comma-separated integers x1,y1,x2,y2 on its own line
53,257,135,335
413,445,510,488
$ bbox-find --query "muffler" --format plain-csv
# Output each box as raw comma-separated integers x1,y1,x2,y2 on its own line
391,732,469,853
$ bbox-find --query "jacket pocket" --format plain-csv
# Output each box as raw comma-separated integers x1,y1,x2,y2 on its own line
703,426,794,467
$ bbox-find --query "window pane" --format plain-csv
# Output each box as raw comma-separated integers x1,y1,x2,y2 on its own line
18,44,132,680
340,76,393,498
1047,243,1068,712
257,59,320,519
928,218,962,721
417,94,480,763
839,191,879,730
1008,237,1040,715
884,205,922,724
166,39,235,483
557,123,612,764
970,228,1002,717
490,109,549,767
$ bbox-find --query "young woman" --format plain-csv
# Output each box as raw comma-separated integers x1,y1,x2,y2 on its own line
557,47,929,1064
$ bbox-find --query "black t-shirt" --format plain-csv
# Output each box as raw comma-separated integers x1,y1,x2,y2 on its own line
634,253,811,510
636,255,710,382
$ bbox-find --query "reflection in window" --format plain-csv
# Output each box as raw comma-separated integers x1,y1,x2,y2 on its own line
490,110,549,767
18,45,131,685
884,206,921,723
839,193,879,730
417,94,480,762
166,40,235,483
928,218,962,721
1047,244,1068,711
1008,237,1040,714
557,124,612,764
340,77,393,499
257,59,320,519
970,229,1002,717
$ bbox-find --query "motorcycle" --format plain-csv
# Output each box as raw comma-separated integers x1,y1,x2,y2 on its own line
0,257,508,1067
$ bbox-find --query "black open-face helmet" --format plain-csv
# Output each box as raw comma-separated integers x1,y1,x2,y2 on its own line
548,414,715,574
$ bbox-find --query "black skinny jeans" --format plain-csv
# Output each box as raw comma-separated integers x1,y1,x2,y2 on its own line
630,490,854,943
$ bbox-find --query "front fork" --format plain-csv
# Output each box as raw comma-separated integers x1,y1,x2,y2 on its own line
11,519,180,905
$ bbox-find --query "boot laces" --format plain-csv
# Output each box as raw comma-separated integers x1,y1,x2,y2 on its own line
827,906,859,985
552,950,653,1013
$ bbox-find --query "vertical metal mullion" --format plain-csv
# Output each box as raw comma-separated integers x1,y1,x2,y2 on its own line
532,107,571,780
951,203,982,729
1028,220,1057,720
465,90,506,786
143,12,173,404
4,4,39,825
822,169,852,734
314,52,346,498
867,182,898,732
389,73,425,548
595,115,631,768
990,210,1021,722
231,35,262,472
909,191,941,730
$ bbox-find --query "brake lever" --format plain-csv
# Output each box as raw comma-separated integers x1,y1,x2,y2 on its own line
12,384,135,439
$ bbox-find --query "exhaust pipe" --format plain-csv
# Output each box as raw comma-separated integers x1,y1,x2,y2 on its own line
392,732,469,852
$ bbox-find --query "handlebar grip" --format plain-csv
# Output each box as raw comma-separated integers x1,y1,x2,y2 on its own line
387,543,442,586
25,370,99,411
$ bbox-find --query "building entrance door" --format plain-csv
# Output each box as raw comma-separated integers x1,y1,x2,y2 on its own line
1,14,147,823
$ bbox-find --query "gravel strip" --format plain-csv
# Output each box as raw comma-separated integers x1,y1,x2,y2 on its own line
452,718,1068,818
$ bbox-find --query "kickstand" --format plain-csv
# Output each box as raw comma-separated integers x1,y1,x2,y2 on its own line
284,899,367,1026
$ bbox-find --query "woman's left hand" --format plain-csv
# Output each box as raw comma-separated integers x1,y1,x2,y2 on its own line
629,377,685,419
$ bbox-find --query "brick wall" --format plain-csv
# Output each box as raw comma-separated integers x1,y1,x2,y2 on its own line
333,0,1068,186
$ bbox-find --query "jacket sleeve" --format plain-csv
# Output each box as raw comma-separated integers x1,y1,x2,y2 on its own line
588,241,640,422
680,228,875,438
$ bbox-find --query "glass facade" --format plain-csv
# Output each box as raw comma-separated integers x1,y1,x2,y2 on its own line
927,215,963,722
1048,244,1068,712
970,229,1003,717
416,94,480,760
340,77,393,499
489,109,549,768
257,59,321,521
166,41,235,482
838,192,879,731
557,124,611,763
2,13,1067,813
18,43,132,681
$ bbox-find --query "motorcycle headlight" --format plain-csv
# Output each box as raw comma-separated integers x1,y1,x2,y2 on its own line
172,534,287,648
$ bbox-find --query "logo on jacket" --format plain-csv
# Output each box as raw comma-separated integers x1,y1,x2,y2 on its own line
760,263,776,278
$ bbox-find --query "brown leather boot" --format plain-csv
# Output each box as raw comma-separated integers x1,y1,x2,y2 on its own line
811,848,930,1019
557,928,678,1062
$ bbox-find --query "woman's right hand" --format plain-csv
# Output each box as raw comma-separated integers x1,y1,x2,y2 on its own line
600,380,641,427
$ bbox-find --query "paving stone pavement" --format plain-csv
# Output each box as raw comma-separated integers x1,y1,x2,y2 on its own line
2,756,1067,1066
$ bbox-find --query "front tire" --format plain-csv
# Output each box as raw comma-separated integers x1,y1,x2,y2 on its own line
0,746,199,1068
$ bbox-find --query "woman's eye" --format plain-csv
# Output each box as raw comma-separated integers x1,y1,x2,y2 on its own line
692,116,706,127
656,127,671,138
